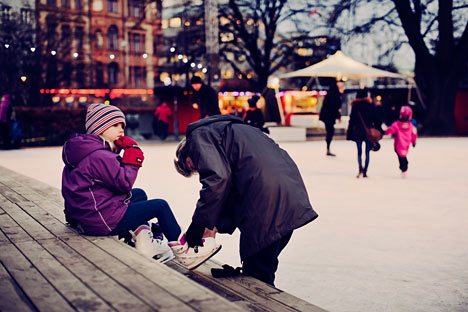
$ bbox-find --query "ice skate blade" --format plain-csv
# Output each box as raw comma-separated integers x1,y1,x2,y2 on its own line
186,245,222,271
153,250,175,264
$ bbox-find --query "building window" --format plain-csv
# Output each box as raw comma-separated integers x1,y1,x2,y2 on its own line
1,5,11,22
107,25,118,50
47,0,56,5
107,0,118,13
61,0,70,9
95,30,103,49
75,26,84,50
92,0,103,11
128,0,143,18
131,66,146,88
76,63,86,87
61,25,71,49
63,62,73,87
96,62,104,87
20,9,32,24
130,32,145,54
75,0,82,10
47,24,57,50
108,62,119,85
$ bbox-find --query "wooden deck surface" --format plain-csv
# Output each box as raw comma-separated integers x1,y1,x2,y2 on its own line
0,165,328,312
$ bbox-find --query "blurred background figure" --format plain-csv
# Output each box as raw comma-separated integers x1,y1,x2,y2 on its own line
153,102,172,140
190,76,220,119
384,106,418,178
0,94,11,149
319,81,345,156
346,89,383,178
243,95,269,134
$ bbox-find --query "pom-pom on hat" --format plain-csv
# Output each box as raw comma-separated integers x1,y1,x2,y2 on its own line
85,103,126,135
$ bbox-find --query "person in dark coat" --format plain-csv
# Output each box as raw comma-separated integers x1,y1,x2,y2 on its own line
243,95,269,134
173,115,318,285
0,94,11,149
346,89,383,178
190,76,221,119
319,81,345,156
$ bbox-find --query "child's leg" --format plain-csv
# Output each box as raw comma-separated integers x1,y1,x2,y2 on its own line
110,199,181,241
397,154,409,172
130,188,147,203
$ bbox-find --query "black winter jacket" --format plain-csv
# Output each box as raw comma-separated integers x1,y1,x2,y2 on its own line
185,115,318,260
319,90,342,124
346,98,383,142
191,85,221,118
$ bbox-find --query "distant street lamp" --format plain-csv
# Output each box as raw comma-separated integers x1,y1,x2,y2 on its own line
4,44,9,48
30,47,36,52
73,52,79,58
20,76,27,82
109,54,115,60
142,53,148,59
51,50,57,55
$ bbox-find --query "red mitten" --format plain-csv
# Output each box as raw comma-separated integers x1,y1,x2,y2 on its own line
122,147,144,167
115,136,138,149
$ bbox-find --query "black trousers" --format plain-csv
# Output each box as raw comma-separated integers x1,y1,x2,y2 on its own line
242,231,293,286
0,122,10,149
397,152,409,172
324,122,335,149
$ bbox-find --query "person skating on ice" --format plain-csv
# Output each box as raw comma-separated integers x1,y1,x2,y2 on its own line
384,105,418,178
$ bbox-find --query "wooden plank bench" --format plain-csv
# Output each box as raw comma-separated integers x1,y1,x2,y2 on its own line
0,165,328,312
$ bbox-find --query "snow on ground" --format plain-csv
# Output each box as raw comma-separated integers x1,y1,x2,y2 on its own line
1,137,468,312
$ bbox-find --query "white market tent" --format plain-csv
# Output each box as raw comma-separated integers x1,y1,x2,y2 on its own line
279,50,425,109
279,50,406,80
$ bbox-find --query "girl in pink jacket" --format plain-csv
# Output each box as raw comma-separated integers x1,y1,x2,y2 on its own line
384,106,417,177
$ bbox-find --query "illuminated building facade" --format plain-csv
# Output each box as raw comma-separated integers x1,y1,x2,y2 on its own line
36,0,163,106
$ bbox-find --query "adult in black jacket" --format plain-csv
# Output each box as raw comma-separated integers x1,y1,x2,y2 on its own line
319,81,345,156
346,89,383,178
174,115,318,285
243,95,269,133
190,76,221,119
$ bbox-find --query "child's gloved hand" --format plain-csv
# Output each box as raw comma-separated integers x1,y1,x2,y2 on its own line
115,136,138,149
121,146,144,167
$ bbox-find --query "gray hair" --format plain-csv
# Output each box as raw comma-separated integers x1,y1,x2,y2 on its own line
174,137,194,177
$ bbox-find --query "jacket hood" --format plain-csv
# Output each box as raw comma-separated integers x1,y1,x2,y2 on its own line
400,106,413,120
186,115,244,136
62,134,110,167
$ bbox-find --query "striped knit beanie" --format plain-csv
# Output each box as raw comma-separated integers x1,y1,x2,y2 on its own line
85,103,126,135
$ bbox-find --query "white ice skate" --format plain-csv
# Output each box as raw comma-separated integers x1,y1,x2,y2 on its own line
169,234,222,270
132,224,174,263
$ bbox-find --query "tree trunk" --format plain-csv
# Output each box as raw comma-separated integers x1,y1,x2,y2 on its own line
418,71,458,135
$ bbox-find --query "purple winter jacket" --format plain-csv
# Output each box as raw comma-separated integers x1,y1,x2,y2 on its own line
61,134,139,235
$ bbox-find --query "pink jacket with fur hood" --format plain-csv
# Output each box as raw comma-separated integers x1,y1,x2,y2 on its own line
384,106,417,157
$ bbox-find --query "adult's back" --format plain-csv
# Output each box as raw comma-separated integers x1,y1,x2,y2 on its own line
185,116,318,260
347,97,382,142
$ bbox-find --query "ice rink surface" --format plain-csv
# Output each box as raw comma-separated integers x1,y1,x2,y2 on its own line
1,136,467,312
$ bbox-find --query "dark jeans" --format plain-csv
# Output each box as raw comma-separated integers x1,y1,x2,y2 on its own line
109,188,181,241
156,120,169,140
324,122,335,149
397,152,409,172
356,140,372,172
0,122,10,149
242,231,293,286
